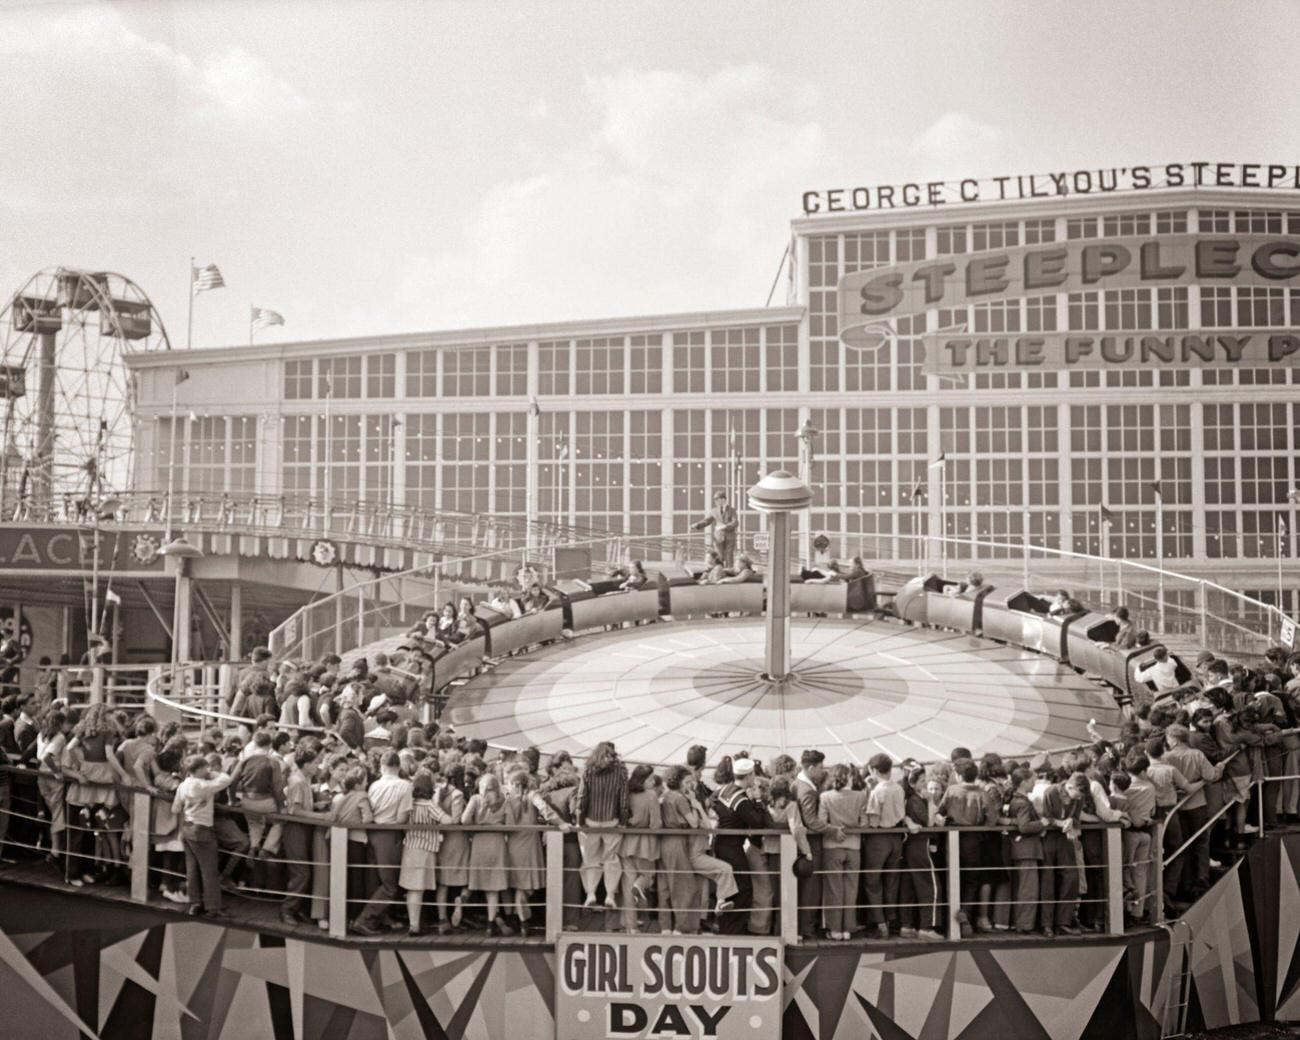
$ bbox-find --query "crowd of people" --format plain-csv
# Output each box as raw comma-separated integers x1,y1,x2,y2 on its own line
0,570,1298,944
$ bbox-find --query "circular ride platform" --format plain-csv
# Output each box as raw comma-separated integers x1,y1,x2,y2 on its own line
446,616,1124,766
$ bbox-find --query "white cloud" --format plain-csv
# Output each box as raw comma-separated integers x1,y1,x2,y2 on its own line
0,4,307,221
907,112,1014,180
358,64,829,332
194,47,308,120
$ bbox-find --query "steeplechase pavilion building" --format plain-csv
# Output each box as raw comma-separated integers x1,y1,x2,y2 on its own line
126,178,1300,613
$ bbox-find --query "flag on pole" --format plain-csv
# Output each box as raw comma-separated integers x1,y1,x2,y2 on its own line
251,305,285,330
1100,504,1117,527
175,368,190,385
191,263,225,295
910,482,926,503
527,395,541,418
557,441,569,462
1280,515,1288,552
1151,480,1163,501
104,588,121,606
929,452,946,469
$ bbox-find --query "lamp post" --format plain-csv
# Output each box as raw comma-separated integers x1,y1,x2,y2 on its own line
161,535,203,668
748,470,813,683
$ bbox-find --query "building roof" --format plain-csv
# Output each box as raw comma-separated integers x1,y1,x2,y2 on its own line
123,304,805,368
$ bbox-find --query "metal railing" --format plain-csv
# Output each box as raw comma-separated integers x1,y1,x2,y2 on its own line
0,762,1143,945
0,489,698,561
265,536,691,663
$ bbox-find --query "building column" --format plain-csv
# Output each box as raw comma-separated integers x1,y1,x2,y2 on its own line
526,340,540,545
171,562,193,665
1057,398,1074,552
926,403,943,572
229,581,243,660
765,509,794,679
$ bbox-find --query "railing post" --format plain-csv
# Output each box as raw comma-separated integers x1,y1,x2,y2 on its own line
1198,580,1209,647
545,829,565,943
217,663,236,716
946,830,962,941
145,665,163,719
90,666,104,706
1105,826,1125,935
1258,778,1266,840
357,587,366,649
1152,819,1165,925
328,826,349,939
130,790,151,903
778,833,799,946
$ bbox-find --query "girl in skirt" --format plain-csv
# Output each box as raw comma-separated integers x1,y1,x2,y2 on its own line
400,770,448,937
434,763,469,933
461,772,512,935
35,710,70,868
503,768,567,935
63,704,129,884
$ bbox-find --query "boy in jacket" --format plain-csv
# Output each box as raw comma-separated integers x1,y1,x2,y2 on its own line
1007,768,1046,935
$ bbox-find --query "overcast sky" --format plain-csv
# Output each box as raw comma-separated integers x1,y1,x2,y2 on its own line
1,0,1296,349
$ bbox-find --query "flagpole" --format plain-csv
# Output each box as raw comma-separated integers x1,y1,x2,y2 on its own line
186,256,195,350
322,380,332,534
939,464,947,579
165,379,179,541
249,305,254,347
1100,515,1109,604
1155,494,1165,631
1279,517,1286,619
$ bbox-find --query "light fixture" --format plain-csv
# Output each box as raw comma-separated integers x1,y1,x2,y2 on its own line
160,535,203,560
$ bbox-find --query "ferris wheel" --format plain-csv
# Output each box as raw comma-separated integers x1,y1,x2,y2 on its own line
0,268,172,518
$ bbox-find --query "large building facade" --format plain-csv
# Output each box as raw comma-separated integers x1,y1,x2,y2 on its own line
127,184,1300,605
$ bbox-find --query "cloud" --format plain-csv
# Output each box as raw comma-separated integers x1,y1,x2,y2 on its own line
0,5,307,220
907,112,1015,180
194,46,308,120
357,64,829,333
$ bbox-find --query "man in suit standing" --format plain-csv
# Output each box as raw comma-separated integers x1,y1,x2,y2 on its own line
692,491,739,568
793,749,843,938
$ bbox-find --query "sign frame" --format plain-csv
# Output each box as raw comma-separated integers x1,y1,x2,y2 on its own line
555,933,783,1040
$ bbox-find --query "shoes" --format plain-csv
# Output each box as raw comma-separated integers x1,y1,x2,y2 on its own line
437,921,451,935
582,895,598,909
604,896,618,911
874,924,890,940
1242,824,1260,835
1041,927,1055,938
899,926,918,939
187,905,206,917
631,882,647,907
451,896,464,928
205,910,230,922
351,919,383,936
715,900,734,915
955,911,973,939
975,917,994,933
407,927,424,939
917,929,944,942
280,913,304,927
490,917,515,937
1058,925,1082,936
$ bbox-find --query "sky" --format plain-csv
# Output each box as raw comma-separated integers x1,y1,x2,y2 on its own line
0,0,1296,350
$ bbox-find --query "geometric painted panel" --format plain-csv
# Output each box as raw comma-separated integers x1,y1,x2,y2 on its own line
0,888,555,1040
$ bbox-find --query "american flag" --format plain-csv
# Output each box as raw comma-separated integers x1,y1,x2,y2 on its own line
251,305,285,330
191,263,225,295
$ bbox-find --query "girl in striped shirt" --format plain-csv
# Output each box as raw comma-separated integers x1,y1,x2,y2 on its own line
400,770,448,937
